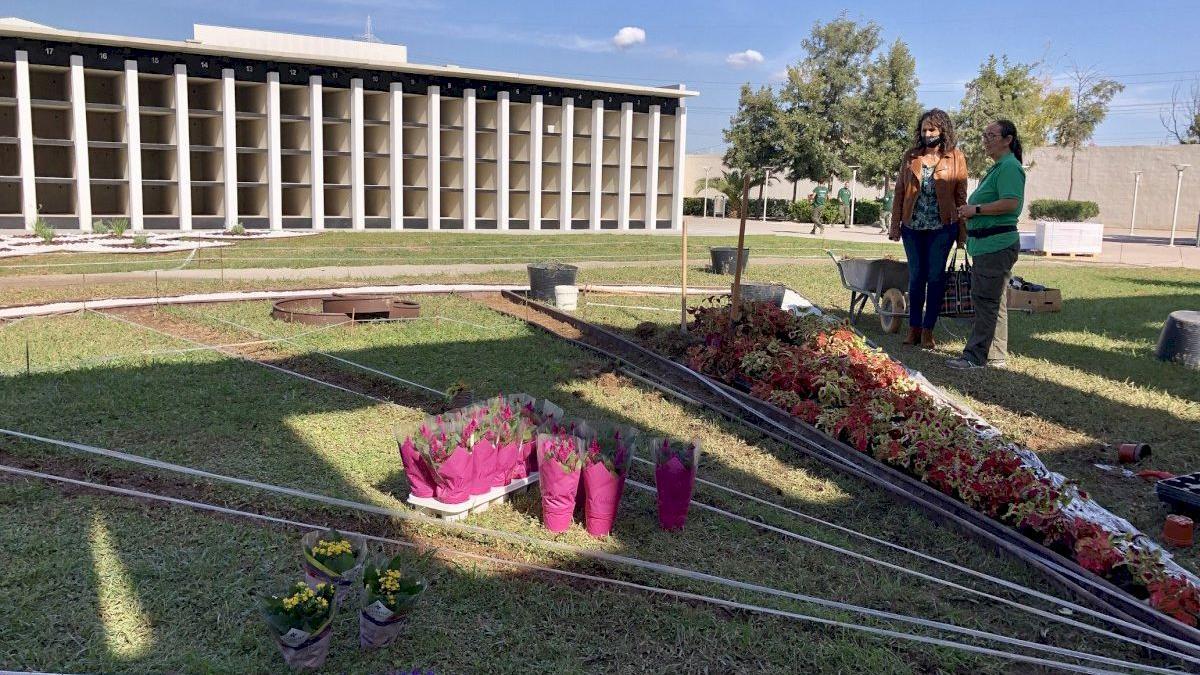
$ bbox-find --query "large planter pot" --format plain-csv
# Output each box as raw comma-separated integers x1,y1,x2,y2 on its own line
709,247,749,275
1033,221,1104,255
527,263,579,303
736,282,786,308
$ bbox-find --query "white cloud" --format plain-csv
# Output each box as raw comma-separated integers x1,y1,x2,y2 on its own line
726,49,765,68
612,26,646,49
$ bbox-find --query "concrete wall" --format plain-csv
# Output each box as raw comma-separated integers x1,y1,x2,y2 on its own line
1024,145,1200,232
687,145,1200,232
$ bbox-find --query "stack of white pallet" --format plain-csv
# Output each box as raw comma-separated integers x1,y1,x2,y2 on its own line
1033,221,1104,256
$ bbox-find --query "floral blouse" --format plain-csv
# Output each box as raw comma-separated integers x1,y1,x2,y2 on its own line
907,165,942,231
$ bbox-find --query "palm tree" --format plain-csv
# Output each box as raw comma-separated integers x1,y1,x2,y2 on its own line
694,169,762,217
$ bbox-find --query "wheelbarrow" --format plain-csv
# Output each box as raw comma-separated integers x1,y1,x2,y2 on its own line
826,251,909,333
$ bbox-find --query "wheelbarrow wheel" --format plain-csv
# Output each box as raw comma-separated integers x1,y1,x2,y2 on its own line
879,288,906,334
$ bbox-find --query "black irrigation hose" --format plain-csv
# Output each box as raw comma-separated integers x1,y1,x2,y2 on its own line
495,289,1200,661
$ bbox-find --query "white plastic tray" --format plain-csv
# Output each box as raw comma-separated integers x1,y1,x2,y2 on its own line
407,472,540,522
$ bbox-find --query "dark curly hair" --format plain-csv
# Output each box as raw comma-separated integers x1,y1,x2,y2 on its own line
907,108,957,157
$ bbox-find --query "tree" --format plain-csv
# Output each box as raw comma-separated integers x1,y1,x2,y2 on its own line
1053,67,1123,198
779,15,881,184
847,39,921,191
722,84,786,319
723,84,787,184
956,55,1071,176
1162,79,1200,144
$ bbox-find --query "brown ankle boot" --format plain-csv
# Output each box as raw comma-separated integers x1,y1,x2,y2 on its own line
921,329,936,349
903,326,921,345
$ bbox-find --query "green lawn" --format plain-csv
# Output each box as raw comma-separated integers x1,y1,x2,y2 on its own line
0,231,900,276
0,294,1160,673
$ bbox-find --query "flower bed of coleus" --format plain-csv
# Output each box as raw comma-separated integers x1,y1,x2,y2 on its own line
684,299,1200,627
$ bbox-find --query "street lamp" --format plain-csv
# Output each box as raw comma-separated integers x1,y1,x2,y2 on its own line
1169,164,1190,247
761,169,770,221
702,165,711,218
1128,170,1143,236
847,165,861,227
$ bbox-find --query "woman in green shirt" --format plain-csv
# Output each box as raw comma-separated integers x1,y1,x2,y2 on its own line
948,119,1025,370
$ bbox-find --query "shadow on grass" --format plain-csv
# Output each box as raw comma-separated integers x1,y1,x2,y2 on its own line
0,306,1138,673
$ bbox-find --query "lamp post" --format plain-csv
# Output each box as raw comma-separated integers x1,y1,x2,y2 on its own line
1169,164,1190,247
847,165,861,227
761,169,770,221
702,165,711,218
1128,170,1142,236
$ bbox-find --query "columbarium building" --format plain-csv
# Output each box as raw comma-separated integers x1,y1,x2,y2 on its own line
0,19,693,231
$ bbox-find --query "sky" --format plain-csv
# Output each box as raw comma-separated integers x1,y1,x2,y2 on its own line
7,0,1200,155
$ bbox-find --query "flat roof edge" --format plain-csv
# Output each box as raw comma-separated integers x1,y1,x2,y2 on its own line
0,23,698,98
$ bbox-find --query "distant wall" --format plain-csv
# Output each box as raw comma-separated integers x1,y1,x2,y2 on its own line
687,145,1200,231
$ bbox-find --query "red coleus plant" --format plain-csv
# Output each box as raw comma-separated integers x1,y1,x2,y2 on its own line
1071,519,1126,576
684,298,1200,627
1147,575,1200,627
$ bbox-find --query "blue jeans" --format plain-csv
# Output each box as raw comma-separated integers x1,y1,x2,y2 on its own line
900,224,956,330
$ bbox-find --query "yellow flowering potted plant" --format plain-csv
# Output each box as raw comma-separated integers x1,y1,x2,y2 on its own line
359,554,428,649
302,529,367,602
261,581,337,669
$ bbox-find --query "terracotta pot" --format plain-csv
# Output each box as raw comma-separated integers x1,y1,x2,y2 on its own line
1117,442,1152,464
1163,514,1194,548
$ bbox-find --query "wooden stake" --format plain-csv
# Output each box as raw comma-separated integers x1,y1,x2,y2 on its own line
728,175,751,324
680,215,688,332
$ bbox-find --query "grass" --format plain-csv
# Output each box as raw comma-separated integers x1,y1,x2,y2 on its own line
0,294,1160,673
0,231,901,276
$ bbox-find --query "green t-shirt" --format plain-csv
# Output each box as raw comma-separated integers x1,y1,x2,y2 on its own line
813,186,829,206
966,152,1024,256
882,190,894,211
838,187,852,205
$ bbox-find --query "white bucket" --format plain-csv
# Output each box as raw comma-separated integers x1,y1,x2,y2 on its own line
553,285,579,311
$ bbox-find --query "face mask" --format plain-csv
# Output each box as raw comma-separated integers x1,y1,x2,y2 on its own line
921,135,943,148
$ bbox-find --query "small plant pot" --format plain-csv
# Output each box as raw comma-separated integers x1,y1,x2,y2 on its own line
527,262,579,303
1164,514,1194,547
359,607,409,650
273,623,333,670
1117,442,1151,464
709,247,749,275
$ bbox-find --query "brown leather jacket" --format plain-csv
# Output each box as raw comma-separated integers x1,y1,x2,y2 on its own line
890,147,968,239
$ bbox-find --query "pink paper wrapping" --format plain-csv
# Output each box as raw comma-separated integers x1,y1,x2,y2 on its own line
398,438,436,498
582,461,626,537
655,455,696,531
539,458,582,532
468,437,496,496
433,445,472,504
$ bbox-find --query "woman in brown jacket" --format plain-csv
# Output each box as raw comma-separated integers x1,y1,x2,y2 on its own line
888,108,968,348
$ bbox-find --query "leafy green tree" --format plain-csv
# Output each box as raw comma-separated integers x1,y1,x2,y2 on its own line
1054,67,1123,198
723,84,787,189
779,15,881,184
847,39,921,191
956,55,1071,175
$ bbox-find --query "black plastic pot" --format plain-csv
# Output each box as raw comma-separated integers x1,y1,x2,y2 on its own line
736,282,786,308
1155,310,1200,369
527,262,579,303
709,247,749,275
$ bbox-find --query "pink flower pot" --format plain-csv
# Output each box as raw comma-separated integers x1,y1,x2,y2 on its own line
655,456,696,531
469,438,496,496
540,459,582,533
582,461,626,537
494,440,520,487
433,446,472,504
522,439,538,475
398,438,436,498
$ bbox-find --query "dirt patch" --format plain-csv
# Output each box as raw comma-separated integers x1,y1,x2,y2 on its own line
103,306,443,415
596,372,623,394
469,292,585,341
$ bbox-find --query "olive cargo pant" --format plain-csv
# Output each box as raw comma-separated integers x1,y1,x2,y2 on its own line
963,243,1019,365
